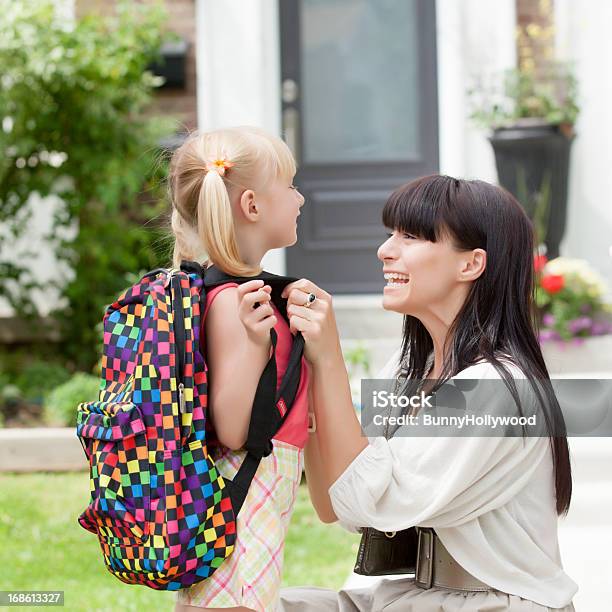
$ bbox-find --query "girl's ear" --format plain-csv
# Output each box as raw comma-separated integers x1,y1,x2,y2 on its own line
238,189,259,222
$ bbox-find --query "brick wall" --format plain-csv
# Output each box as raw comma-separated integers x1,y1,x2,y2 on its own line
515,0,555,75
76,0,198,131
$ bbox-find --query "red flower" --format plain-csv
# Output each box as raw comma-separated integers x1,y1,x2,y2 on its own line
533,254,548,274
541,274,565,294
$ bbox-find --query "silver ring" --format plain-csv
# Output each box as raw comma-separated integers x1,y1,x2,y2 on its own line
303,292,316,308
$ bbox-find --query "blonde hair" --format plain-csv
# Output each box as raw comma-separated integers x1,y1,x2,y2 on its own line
168,126,297,276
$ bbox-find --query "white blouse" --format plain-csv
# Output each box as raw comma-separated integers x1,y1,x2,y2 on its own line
329,350,578,608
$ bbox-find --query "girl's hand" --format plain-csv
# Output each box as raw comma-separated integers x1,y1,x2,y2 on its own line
236,280,276,347
281,279,341,365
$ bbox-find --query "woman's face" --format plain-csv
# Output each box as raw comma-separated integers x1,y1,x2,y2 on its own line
377,228,481,317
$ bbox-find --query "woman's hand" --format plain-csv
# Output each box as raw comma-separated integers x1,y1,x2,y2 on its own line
283,279,367,485
281,279,341,365
236,280,276,347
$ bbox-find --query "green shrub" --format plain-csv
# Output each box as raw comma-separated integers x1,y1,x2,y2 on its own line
14,360,71,405
0,371,12,397
0,0,174,371
43,373,100,427
0,382,23,426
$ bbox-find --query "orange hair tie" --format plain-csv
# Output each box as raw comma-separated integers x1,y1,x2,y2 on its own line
205,156,234,177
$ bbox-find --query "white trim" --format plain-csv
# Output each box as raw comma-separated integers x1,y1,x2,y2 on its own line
552,0,572,62
435,0,467,177
195,0,282,133
550,0,612,281
195,0,285,274
194,0,212,131
260,0,283,136
435,0,516,181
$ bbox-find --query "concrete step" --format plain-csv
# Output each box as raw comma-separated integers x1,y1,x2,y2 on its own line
335,296,403,377
541,335,612,374
334,297,612,376
334,295,403,341
341,338,401,380
0,427,84,473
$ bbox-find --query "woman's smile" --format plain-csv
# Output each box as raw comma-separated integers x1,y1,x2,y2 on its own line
383,271,410,289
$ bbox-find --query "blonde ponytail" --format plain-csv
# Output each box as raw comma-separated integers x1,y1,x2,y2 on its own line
168,126,297,276
170,208,206,269
198,169,256,276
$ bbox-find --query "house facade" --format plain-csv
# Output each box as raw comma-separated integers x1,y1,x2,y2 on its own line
1,0,610,328
194,0,611,295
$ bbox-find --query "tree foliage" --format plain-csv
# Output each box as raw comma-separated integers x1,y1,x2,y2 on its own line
0,0,175,371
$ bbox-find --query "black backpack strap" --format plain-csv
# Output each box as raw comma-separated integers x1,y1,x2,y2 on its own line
230,333,304,514
199,263,306,515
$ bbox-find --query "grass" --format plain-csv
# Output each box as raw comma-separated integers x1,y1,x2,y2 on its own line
0,472,359,611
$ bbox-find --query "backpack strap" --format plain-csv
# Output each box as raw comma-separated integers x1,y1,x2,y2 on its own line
202,264,298,324
182,261,306,514
230,329,304,514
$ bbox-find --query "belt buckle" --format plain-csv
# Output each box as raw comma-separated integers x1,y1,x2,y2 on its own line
415,527,434,589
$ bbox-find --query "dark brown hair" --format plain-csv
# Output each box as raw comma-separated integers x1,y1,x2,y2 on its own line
383,174,572,515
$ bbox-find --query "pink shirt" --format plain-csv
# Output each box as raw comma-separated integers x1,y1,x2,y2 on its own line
202,283,310,450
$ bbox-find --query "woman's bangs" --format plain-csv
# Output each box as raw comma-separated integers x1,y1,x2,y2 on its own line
382,182,440,242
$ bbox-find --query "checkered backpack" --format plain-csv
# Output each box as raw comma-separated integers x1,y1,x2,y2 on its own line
76,260,304,590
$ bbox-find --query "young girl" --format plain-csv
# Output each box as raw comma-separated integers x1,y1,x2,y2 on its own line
170,127,309,612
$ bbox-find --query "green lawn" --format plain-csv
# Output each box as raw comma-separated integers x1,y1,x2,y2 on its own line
0,472,359,611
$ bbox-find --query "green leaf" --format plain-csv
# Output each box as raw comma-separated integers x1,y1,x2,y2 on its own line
0,0,173,370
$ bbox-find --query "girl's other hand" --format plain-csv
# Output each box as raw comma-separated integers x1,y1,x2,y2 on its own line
236,280,276,347
281,279,341,365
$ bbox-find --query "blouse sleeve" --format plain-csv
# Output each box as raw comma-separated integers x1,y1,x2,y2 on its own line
330,434,548,532
329,365,549,532
333,348,401,535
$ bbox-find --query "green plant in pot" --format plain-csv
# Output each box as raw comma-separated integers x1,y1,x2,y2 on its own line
469,62,579,133
468,58,579,260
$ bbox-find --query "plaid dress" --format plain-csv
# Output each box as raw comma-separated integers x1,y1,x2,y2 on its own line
176,282,309,610
176,440,304,610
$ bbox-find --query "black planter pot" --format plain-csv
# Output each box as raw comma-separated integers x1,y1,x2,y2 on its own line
489,122,574,259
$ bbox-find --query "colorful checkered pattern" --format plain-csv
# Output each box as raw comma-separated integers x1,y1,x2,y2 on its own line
76,268,237,590
176,440,304,610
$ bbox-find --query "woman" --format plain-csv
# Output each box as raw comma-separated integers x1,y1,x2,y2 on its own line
276,175,577,611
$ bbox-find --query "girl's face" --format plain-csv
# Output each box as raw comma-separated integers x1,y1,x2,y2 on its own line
377,228,476,316
258,175,305,248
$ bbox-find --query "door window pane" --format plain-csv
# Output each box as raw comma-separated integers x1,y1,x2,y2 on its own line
301,0,420,163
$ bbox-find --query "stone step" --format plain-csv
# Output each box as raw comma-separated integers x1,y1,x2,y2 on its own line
334,297,612,376
334,295,403,341
0,427,84,473
335,296,402,376
541,336,612,375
